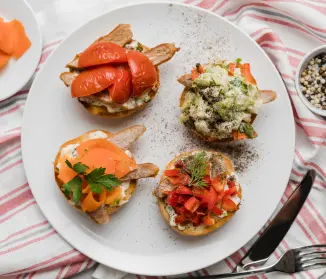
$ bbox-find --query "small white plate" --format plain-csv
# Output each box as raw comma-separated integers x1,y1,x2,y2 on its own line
0,0,42,101
22,2,295,276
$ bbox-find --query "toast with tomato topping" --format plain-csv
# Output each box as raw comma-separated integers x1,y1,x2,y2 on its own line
54,125,159,224
178,60,276,143
154,150,242,236
60,24,179,118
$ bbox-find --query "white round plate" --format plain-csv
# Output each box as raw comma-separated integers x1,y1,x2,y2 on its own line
22,2,295,276
0,0,42,101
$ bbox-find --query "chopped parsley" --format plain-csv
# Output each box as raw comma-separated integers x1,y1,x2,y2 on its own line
186,152,208,188
63,160,121,203
239,122,255,138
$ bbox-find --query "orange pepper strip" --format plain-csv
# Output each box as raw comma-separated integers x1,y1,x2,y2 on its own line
241,63,257,85
228,63,235,76
82,190,107,212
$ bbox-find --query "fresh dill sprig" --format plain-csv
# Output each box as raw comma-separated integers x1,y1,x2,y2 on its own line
186,151,208,188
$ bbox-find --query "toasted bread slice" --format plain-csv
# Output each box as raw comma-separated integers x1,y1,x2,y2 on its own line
60,24,179,118
155,150,241,236
54,126,159,224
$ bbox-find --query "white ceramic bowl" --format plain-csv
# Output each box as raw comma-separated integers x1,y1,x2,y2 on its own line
295,45,326,117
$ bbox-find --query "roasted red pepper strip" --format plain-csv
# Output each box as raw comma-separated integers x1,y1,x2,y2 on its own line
222,197,238,211
211,175,225,193
176,185,193,195
241,63,257,85
184,196,201,213
212,206,224,216
127,50,157,96
71,66,117,98
78,42,127,68
109,68,132,104
164,169,180,177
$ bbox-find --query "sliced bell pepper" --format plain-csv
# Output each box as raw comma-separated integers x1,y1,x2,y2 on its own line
241,63,257,85
211,175,225,193
71,66,117,98
167,191,179,207
211,206,224,216
109,68,132,104
224,187,237,196
228,63,235,76
164,169,180,177
184,196,201,213
202,213,215,226
127,50,157,96
206,186,218,210
175,214,186,224
78,42,127,68
176,185,192,195
222,197,238,211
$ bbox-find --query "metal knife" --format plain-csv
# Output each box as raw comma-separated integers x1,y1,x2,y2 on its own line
235,169,316,272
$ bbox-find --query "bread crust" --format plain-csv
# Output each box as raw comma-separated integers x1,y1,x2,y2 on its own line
54,129,136,224
180,88,257,143
156,150,241,236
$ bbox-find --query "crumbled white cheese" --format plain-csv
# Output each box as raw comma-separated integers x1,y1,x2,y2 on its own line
86,131,108,139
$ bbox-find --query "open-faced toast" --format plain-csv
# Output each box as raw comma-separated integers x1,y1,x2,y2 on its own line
178,60,277,143
60,24,179,118
54,125,159,224
154,150,241,236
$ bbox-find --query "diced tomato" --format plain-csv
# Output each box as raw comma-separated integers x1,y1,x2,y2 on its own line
202,214,215,226
167,192,178,207
167,176,180,185
78,42,127,68
176,185,192,195
71,66,117,98
177,195,189,205
164,169,180,177
184,197,201,213
224,187,237,196
206,186,218,210
193,188,206,199
109,68,132,104
211,175,225,193
175,214,186,224
191,214,201,226
216,192,225,202
241,63,257,85
227,180,236,188
211,206,224,216
222,197,238,211
126,50,157,96
203,175,211,185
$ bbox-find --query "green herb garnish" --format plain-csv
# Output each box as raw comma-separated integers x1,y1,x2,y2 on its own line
63,160,121,203
235,58,242,64
230,78,248,93
136,43,143,52
63,176,82,204
186,151,208,188
85,167,121,193
239,122,255,138
65,160,88,174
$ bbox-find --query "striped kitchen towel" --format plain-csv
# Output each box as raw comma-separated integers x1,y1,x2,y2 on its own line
1,0,326,278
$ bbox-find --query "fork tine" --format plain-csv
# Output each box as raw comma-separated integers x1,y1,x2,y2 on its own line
300,251,326,261
300,260,326,271
297,244,326,256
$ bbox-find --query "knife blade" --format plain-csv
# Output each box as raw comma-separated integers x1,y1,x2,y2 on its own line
235,169,316,272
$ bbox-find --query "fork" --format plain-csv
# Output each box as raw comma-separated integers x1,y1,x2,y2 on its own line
175,245,326,279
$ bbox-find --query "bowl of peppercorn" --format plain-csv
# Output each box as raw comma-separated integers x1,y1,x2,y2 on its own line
295,45,326,116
